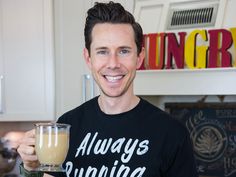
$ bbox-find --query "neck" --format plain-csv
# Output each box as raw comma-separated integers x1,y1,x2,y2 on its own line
98,93,140,115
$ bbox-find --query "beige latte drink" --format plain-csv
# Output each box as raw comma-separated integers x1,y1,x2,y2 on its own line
35,132,69,164
35,123,70,172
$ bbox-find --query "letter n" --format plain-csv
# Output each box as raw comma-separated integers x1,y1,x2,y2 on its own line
166,32,186,69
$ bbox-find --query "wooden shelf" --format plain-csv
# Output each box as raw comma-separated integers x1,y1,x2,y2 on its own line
134,68,236,95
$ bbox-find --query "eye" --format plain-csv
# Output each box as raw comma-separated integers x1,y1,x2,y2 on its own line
97,50,109,55
119,49,130,55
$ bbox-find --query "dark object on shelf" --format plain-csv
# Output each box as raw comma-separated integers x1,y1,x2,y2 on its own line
0,138,18,177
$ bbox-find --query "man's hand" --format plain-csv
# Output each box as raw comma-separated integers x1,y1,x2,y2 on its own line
17,129,39,170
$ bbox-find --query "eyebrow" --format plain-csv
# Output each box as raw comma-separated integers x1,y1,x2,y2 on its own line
95,46,132,50
119,46,132,50
95,47,107,51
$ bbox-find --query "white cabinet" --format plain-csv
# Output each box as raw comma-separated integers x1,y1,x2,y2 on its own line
0,0,55,121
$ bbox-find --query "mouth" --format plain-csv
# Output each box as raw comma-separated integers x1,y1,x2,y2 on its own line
103,75,124,83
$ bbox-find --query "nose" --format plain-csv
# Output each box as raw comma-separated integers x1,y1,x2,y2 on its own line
107,53,120,69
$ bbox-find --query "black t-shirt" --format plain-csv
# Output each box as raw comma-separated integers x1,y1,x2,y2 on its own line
51,96,198,177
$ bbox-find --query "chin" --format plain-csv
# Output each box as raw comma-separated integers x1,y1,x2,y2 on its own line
101,89,124,98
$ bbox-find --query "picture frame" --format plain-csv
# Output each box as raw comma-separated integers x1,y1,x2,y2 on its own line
165,102,236,177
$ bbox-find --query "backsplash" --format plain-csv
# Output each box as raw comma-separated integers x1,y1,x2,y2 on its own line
0,122,35,137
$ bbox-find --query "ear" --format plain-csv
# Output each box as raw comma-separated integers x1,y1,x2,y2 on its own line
83,48,92,69
136,47,145,69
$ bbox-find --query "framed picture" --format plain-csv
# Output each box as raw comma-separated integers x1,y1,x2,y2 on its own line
165,102,236,177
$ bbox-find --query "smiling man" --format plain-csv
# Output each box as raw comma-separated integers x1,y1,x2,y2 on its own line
17,2,198,177
84,23,144,114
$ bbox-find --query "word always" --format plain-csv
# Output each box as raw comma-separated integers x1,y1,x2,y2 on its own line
65,132,150,177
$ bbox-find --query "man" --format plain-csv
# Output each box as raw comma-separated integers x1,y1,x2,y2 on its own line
17,1,198,177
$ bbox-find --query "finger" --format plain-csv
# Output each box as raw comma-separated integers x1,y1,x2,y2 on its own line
20,152,38,162
19,129,36,146
20,137,36,146
18,144,35,155
17,141,36,161
24,129,36,138
17,144,39,165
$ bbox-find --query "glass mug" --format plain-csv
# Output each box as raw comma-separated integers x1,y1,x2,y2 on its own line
35,123,70,172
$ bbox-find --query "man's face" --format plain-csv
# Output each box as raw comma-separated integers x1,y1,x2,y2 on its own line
84,23,144,98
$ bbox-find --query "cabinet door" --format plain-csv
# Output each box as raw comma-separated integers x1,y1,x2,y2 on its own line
133,0,167,33
0,0,54,121
87,0,134,12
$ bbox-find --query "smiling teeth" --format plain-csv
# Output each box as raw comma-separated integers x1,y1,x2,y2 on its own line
105,76,123,82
